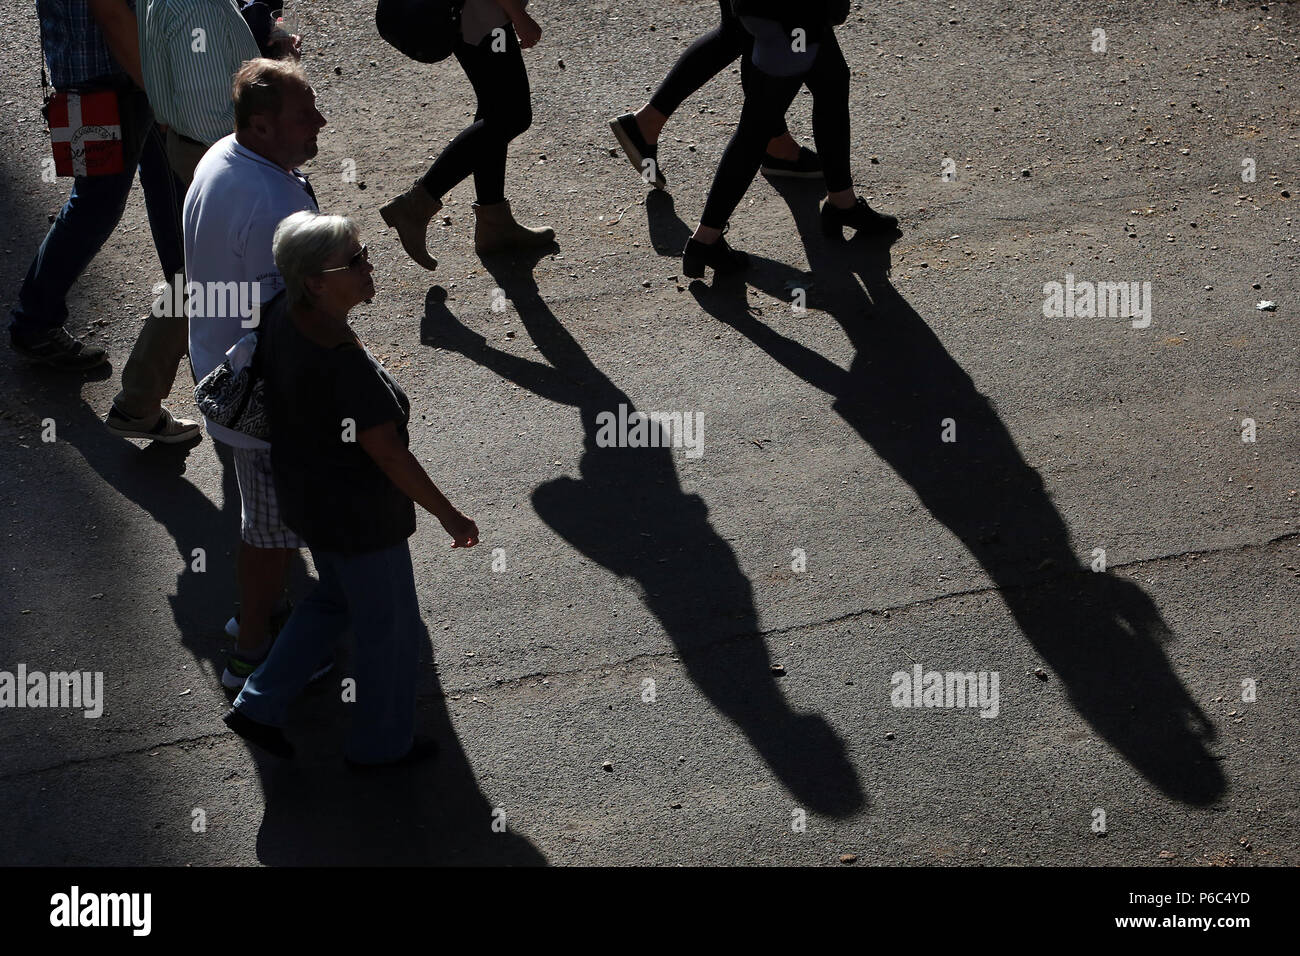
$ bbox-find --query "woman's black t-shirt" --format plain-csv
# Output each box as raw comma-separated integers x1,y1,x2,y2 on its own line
261,298,417,554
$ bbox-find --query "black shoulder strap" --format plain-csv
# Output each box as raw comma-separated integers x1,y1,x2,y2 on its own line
35,0,52,120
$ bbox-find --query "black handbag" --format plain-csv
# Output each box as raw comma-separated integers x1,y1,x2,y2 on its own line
375,0,467,63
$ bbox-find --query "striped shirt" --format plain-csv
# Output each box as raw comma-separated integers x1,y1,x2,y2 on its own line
37,0,136,89
138,0,259,145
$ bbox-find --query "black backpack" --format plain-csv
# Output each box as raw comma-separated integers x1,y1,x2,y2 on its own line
375,0,467,64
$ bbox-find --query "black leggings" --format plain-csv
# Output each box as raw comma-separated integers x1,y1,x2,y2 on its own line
647,0,786,139
700,28,851,229
419,27,531,205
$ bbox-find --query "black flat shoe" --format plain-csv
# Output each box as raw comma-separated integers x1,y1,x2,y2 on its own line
609,113,666,189
223,707,294,759
761,146,824,179
821,197,902,241
682,234,749,279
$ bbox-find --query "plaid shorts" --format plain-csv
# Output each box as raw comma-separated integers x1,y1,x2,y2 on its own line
231,446,305,550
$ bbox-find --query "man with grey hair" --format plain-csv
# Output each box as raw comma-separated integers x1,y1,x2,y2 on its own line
184,57,326,688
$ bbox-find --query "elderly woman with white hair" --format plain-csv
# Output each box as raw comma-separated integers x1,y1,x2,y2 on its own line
223,211,478,768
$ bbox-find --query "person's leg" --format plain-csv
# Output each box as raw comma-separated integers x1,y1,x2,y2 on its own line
456,29,553,252
641,0,748,141
802,30,901,238
419,32,529,203
111,114,195,431
803,31,854,205
338,542,424,765
387,30,542,265
9,88,148,354
230,447,300,656
236,543,292,649
695,65,802,239
640,2,790,144
232,548,348,728
464,27,531,206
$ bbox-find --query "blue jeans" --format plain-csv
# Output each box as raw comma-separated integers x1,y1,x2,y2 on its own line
10,87,185,338
233,541,424,764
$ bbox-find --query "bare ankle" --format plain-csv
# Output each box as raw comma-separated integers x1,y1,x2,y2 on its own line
634,106,666,145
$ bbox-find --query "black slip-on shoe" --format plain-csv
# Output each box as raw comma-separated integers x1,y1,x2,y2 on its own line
609,113,666,189
761,146,824,179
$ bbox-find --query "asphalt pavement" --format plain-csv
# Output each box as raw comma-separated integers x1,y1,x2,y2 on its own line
0,0,1296,865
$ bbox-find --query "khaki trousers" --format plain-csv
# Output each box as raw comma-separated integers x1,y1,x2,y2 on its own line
111,129,210,418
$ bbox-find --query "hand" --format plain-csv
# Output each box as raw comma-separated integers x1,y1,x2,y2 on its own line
512,13,541,50
440,511,479,548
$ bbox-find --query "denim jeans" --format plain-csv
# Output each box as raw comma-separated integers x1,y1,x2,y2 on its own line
10,87,185,338
233,541,425,764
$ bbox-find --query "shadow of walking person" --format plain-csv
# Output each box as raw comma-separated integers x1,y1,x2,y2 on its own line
421,253,865,817
251,659,547,866
34,386,544,864
687,180,1224,806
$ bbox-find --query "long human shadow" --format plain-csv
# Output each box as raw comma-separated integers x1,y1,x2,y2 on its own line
22,383,543,863
420,255,865,816
685,181,1224,805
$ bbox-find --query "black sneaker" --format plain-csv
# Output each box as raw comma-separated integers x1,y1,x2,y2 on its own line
761,146,824,179
223,707,294,758
609,113,666,189
10,325,108,370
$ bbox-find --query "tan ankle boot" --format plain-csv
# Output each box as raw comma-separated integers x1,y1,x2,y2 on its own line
380,181,442,271
472,199,556,255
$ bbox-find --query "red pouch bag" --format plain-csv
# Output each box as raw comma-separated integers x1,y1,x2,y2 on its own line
47,88,125,177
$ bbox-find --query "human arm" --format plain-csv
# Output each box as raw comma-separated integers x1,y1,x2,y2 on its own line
358,422,479,547
497,0,540,49
87,0,144,89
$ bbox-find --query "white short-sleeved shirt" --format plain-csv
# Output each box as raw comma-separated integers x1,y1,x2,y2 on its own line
184,134,318,448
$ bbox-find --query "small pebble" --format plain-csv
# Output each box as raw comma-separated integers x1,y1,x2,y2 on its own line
602,760,613,772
